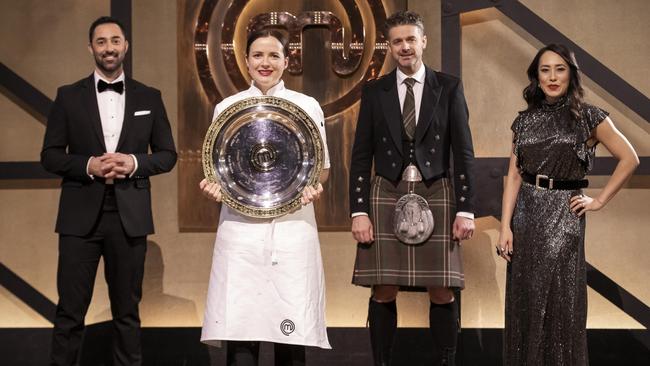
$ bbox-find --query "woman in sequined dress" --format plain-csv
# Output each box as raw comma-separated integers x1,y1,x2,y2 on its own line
497,44,639,365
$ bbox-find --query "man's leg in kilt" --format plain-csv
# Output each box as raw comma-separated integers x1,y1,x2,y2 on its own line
428,287,459,365
369,285,399,366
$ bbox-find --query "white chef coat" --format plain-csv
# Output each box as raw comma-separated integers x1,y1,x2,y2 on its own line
200,80,331,349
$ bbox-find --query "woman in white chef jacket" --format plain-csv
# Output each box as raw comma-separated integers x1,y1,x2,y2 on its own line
198,29,331,366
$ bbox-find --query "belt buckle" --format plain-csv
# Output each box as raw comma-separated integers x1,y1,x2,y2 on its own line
535,174,553,190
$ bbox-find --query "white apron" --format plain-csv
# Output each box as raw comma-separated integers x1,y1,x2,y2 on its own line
200,81,331,349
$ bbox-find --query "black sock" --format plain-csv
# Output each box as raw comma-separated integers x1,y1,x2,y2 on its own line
429,300,459,364
274,343,305,366
226,340,260,366
368,298,397,366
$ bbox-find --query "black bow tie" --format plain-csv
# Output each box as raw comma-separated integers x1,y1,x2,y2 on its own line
97,80,124,94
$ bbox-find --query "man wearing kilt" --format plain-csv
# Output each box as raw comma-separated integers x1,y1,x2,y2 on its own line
349,11,476,366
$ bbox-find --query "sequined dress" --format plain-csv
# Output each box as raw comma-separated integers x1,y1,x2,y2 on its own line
504,99,608,365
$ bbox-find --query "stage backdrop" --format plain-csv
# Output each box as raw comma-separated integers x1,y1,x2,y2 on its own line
0,0,648,348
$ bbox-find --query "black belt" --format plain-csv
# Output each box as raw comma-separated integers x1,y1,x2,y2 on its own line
521,172,588,190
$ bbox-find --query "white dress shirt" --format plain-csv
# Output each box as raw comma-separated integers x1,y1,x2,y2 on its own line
95,71,126,153
396,63,426,125
86,71,138,180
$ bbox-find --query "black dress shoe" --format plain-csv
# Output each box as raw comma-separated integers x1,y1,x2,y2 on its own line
441,347,456,366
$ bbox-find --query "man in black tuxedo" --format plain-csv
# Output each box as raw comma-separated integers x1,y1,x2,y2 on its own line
350,11,476,365
41,16,176,366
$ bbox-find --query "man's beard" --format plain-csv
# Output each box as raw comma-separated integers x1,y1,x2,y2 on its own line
94,52,123,74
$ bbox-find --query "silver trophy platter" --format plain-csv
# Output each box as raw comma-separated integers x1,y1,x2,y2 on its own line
202,96,324,218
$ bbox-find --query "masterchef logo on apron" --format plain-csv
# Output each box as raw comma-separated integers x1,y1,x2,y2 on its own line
281,319,296,336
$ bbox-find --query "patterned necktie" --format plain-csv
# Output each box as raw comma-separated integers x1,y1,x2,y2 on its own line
402,77,416,140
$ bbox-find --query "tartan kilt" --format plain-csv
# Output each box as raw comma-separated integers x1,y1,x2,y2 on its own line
352,175,464,289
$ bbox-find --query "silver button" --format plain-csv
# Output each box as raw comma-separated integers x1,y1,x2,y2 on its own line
425,161,431,167
430,148,436,154
435,135,440,140
459,174,465,180
410,149,414,153
409,154,413,159
462,185,468,191
459,196,466,202
387,150,392,156
357,198,363,203
355,187,361,192
391,162,396,167
382,137,387,142
358,176,364,182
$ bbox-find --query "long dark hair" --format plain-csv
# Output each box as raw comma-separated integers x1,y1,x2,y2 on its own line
523,44,584,121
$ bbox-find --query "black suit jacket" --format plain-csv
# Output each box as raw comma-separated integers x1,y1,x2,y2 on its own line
349,66,476,214
41,74,177,237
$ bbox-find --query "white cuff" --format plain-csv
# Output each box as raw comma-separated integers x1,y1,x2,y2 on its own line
351,212,369,218
129,154,138,178
86,157,95,179
456,211,474,220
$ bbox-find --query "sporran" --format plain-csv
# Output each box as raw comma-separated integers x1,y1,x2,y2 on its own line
393,164,434,244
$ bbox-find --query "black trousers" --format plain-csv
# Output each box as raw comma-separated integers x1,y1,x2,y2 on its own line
227,341,306,366
50,188,147,366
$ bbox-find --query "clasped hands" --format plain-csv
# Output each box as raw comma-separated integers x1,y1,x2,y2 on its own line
199,178,324,206
88,153,135,179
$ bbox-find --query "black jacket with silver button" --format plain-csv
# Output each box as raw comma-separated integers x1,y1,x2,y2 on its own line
349,66,476,215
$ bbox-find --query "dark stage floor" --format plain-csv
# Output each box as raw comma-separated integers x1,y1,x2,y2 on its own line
3,326,648,365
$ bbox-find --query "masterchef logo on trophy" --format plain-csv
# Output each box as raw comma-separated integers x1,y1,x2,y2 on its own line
250,143,277,172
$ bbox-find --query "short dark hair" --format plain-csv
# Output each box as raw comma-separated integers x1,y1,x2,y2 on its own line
384,11,425,38
245,29,289,57
89,16,127,43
